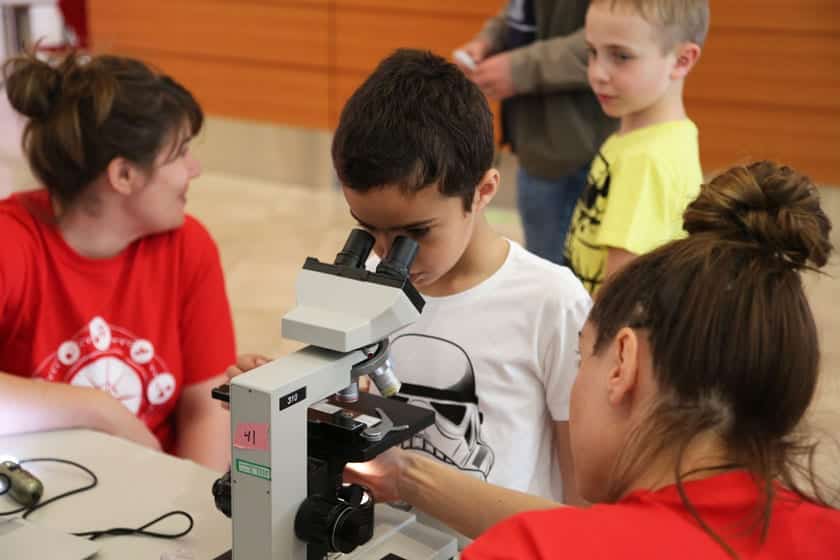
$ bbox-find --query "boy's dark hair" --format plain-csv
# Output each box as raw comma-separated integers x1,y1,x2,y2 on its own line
332,49,495,212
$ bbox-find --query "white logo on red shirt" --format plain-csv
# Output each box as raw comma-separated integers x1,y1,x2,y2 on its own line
36,316,178,419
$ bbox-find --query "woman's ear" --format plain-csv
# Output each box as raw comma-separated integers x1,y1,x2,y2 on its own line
105,157,143,196
472,168,500,213
606,327,641,406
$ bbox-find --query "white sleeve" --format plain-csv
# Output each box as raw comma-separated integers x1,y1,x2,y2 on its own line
538,277,592,421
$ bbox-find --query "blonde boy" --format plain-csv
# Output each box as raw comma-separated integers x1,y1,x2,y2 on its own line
564,0,709,293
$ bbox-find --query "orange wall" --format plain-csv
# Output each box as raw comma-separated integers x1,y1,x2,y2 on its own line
88,0,840,184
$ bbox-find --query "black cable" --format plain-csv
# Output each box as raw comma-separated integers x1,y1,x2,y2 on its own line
0,457,194,541
0,458,96,516
73,510,194,541
20,458,98,520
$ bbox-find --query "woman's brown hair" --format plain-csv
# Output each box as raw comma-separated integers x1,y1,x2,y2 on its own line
2,51,203,207
590,161,834,557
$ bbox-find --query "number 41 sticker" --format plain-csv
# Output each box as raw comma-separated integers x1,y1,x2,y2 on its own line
279,386,307,411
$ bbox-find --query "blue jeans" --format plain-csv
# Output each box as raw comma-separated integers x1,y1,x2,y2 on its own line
516,165,590,264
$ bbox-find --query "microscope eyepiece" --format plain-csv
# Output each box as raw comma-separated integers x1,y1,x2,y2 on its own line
376,236,418,281
334,229,375,269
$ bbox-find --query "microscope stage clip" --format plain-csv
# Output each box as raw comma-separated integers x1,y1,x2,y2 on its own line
360,408,409,442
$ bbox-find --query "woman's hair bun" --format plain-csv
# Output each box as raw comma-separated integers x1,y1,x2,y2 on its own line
683,161,833,270
3,54,62,121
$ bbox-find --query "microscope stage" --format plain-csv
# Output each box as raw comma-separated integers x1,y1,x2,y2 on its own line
307,392,434,463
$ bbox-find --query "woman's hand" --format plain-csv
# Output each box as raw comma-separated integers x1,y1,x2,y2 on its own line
344,446,409,504
96,391,162,451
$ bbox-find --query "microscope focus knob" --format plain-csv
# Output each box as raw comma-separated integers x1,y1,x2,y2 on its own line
333,506,373,553
295,492,374,554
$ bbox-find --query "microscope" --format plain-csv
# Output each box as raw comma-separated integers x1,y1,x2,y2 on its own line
212,230,456,560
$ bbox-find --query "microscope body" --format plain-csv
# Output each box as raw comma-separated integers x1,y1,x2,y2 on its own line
220,231,453,560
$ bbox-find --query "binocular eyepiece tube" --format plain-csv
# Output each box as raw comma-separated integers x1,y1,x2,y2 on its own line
334,229,420,283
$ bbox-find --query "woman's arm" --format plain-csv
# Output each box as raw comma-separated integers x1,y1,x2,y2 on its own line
0,371,160,449
346,448,561,539
173,374,231,472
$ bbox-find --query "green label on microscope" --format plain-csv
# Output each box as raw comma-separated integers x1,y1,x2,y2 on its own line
236,459,271,481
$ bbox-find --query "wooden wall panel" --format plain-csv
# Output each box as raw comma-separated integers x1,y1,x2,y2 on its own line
686,0,840,183
88,0,332,128
90,1,329,67
709,0,840,33
88,0,840,183
331,6,497,126
334,0,499,17
688,102,839,178
334,8,490,73
113,47,331,129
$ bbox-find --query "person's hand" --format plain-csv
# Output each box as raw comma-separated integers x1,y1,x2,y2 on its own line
463,38,492,65
225,354,270,381
473,52,515,100
221,354,270,409
344,446,409,504
455,38,492,73
96,391,162,451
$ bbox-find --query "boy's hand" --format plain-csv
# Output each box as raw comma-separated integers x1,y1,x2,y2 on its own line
473,52,515,100
220,354,270,410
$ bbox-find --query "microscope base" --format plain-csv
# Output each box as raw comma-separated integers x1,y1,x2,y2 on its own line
343,505,457,560
213,506,456,560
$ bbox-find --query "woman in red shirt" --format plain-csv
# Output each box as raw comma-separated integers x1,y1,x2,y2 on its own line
0,52,235,471
346,160,840,558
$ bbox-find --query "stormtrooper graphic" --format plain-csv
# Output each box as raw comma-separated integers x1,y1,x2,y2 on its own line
391,333,495,480
36,316,177,419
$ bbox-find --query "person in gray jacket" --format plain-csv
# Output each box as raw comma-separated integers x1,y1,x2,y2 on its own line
455,0,616,263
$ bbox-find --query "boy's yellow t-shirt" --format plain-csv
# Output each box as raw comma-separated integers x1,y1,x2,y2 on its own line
563,119,702,294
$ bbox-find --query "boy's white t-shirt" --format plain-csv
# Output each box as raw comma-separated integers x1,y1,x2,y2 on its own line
387,240,591,501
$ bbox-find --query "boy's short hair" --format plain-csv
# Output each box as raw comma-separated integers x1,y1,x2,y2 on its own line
332,49,495,212
594,0,710,49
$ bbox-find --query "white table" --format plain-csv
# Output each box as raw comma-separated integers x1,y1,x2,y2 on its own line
0,429,231,560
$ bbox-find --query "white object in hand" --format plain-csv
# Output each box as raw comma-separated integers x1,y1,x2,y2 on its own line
453,49,477,71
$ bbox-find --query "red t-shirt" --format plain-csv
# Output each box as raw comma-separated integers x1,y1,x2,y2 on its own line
463,471,840,559
0,190,236,451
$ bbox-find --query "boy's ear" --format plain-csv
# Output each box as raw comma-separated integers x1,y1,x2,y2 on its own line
472,168,500,213
670,42,701,80
106,157,144,196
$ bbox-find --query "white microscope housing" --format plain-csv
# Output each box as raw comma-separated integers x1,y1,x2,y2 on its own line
215,230,457,560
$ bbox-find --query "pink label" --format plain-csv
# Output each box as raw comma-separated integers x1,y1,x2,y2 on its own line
234,423,269,450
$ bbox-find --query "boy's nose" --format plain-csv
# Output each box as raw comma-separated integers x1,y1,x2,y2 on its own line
588,59,609,85
373,233,393,260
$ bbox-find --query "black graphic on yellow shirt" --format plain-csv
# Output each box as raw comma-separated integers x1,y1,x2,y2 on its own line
563,152,611,294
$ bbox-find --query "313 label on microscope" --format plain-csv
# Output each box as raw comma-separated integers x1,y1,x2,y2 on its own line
278,386,307,411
